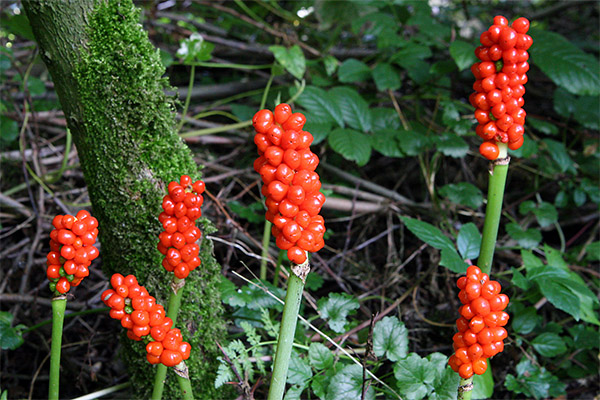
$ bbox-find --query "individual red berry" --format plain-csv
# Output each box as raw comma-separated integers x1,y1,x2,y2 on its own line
287,246,306,264
473,358,488,375
282,113,306,131
512,17,530,34
252,109,274,134
479,141,499,160
459,363,474,379
160,350,183,367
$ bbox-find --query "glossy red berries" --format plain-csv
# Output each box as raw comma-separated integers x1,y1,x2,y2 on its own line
253,104,326,265
158,175,204,279
448,266,509,379
46,211,99,295
470,16,532,159
102,273,191,367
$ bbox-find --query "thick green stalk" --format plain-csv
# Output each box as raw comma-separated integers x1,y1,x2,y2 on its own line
458,378,473,400
259,221,272,281
478,145,510,275
49,297,67,400
152,277,186,400
267,262,308,400
176,373,194,400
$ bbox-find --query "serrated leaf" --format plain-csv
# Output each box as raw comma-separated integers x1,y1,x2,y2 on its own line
305,272,324,291
295,86,344,128
372,63,401,91
328,128,372,166
457,222,481,260
0,312,24,350
542,139,575,174
329,87,372,132
511,267,531,291
308,342,334,370
530,29,600,96
567,324,599,350
400,216,455,252
323,55,338,76
440,248,469,273
449,40,476,71
219,276,248,307
439,182,483,209
393,353,434,400
531,333,567,357
371,108,401,131
303,121,332,144
338,58,371,83
511,306,541,335
506,223,542,249
519,201,558,228
283,385,305,400
436,133,469,158
392,42,432,68
317,292,360,333
325,364,375,400
537,277,581,320
269,45,305,80
288,351,313,385
371,129,404,158
504,358,566,399
373,316,408,362
398,129,431,156
430,366,460,400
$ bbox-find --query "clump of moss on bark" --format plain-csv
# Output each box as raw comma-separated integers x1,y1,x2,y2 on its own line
74,1,228,398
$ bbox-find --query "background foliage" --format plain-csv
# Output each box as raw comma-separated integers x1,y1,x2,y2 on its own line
1,0,598,399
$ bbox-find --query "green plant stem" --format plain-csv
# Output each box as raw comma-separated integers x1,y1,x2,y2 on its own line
478,154,510,275
176,373,194,400
259,221,272,281
179,120,251,138
152,277,186,400
49,296,67,400
188,61,272,70
25,307,108,333
458,378,473,400
177,65,195,132
267,264,307,400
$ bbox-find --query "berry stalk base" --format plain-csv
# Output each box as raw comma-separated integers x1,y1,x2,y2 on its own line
49,296,67,400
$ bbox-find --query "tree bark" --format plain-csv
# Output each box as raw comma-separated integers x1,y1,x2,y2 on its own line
22,1,228,398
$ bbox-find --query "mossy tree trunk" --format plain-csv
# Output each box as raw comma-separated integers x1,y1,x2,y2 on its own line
22,1,228,398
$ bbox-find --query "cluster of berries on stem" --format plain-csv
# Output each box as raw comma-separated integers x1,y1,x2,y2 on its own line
470,15,532,160
252,104,326,265
46,211,99,295
102,273,191,367
448,266,509,379
158,175,205,279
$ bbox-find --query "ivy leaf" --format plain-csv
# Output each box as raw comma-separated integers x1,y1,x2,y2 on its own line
371,130,404,158
295,86,344,128
373,316,408,362
287,351,313,386
505,223,542,249
329,86,372,132
0,312,25,350
317,292,360,333
439,182,484,209
531,333,567,357
436,133,469,158
430,366,460,400
308,342,334,370
269,45,306,80
400,216,455,253
372,63,401,91
449,40,477,71
177,33,214,63
328,128,372,166
219,276,248,307
325,364,375,400
457,222,481,260
529,29,600,96
338,58,371,83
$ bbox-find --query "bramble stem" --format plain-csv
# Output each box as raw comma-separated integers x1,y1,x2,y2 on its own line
49,296,67,400
478,144,509,275
151,277,187,400
267,260,309,400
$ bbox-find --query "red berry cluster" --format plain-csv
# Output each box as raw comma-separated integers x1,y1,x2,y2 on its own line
46,211,99,295
469,15,532,160
157,175,205,279
448,266,509,379
252,103,326,265
102,273,191,367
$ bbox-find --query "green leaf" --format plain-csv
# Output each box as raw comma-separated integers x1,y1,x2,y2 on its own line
504,358,566,399
269,45,306,80
537,277,581,320
305,272,324,291
511,306,541,335
308,342,334,370
295,86,344,128
430,366,460,400
371,108,401,131
393,353,435,400
440,248,469,274
506,223,542,249
401,216,455,252
372,63,401,91
398,129,431,156
472,367,494,400
439,182,484,209
585,241,600,261
0,312,24,350
326,364,375,400
529,29,600,96
436,133,469,158
449,40,476,71
519,201,558,228
542,139,575,174
228,201,264,224
323,55,338,76
572,94,600,129
0,116,18,143
531,333,567,357
457,223,481,260
303,121,332,144
338,59,371,83
371,129,403,158
373,316,408,362
27,76,46,96
328,128,372,166
508,134,537,159
317,292,360,333
527,117,559,135
287,351,313,386
511,267,531,291
177,33,214,63
392,42,432,68
283,385,305,400
219,276,248,307
553,87,576,118
567,324,599,350
329,87,372,132
351,12,397,36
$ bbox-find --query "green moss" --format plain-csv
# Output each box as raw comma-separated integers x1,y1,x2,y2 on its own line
73,1,229,398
